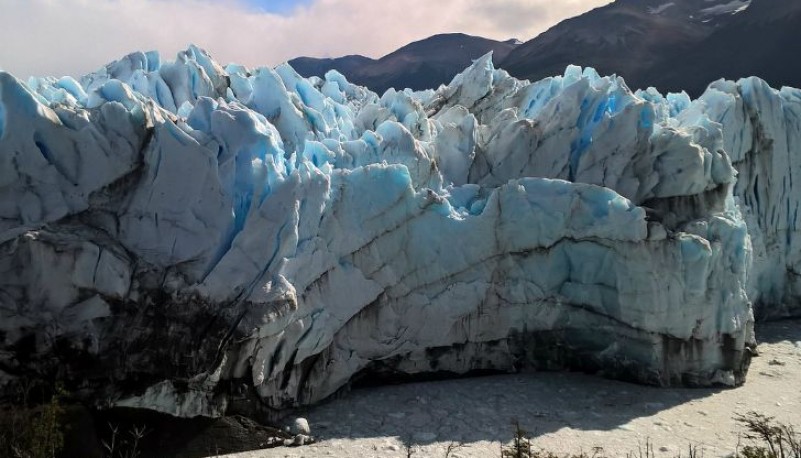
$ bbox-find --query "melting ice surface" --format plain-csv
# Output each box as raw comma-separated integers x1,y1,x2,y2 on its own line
1,45,799,417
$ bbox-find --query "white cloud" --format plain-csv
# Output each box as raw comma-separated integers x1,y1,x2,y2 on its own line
0,0,611,78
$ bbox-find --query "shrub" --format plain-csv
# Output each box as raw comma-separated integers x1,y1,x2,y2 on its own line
501,420,534,458
101,422,149,458
736,412,801,458
0,382,65,458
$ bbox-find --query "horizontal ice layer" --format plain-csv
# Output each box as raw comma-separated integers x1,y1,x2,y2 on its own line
0,46,781,417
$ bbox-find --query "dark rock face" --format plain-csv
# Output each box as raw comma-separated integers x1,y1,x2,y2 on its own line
643,0,801,96
500,0,800,96
501,0,712,92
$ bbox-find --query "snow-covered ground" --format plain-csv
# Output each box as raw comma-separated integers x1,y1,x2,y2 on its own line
222,320,801,458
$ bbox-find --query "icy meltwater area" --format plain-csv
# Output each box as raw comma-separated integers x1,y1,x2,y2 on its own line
0,46,797,417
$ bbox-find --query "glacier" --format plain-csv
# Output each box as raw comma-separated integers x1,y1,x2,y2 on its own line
0,45,797,417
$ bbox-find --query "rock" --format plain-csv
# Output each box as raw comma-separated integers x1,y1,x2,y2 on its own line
292,434,312,446
292,417,311,436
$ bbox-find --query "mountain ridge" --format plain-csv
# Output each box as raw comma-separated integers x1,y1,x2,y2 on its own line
288,0,800,96
289,32,519,93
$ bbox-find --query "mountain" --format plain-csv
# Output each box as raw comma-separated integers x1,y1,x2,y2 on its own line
289,33,520,93
287,0,799,96
643,0,801,94
499,0,801,95
288,54,373,81
499,0,718,90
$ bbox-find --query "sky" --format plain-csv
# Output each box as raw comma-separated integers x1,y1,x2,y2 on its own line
0,0,612,78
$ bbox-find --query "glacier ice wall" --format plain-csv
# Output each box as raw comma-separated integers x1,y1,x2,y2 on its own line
639,81,801,318
2,45,792,416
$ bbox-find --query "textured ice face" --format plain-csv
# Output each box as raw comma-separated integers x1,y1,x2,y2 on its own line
0,46,783,416
638,79,801,318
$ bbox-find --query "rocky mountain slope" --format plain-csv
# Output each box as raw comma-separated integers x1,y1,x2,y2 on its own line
500,0,800,96
642,0,801,95
288,0,798,97
289,33,519,93
1,46,799,418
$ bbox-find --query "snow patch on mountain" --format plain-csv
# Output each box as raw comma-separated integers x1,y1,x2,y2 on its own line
701,0,751,16
648,2,676,15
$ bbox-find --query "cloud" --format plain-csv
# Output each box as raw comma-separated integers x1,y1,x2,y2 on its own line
0,0,611,78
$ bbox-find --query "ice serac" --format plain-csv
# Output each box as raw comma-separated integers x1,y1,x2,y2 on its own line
639,79,801,318
2,46,786,417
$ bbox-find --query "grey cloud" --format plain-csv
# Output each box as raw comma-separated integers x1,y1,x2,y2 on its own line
470,1,551,34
